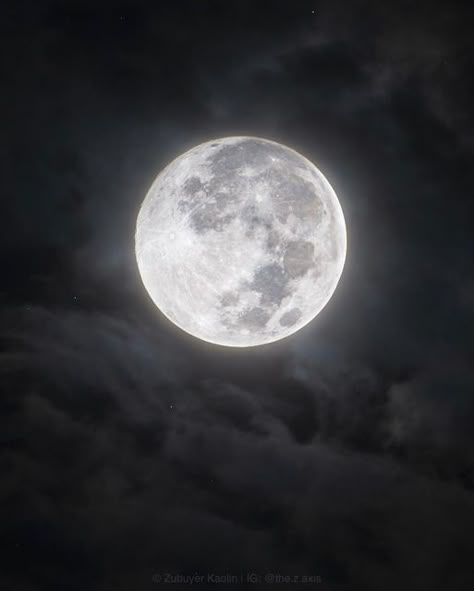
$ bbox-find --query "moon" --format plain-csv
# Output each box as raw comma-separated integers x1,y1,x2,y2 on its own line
135,136,346,347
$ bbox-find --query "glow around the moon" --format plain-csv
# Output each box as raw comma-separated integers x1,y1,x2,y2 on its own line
135,137,346,347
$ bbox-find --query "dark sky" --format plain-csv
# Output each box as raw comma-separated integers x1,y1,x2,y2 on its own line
1,1,474,589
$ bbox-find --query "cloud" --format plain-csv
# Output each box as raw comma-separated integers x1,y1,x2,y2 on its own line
1,307,473,589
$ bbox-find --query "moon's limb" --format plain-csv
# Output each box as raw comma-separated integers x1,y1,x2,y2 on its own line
135,136,346,347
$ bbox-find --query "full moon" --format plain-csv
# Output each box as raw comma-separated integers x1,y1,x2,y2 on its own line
135,137,346,347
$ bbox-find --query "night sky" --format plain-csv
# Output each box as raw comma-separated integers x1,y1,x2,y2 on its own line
2,1,474,589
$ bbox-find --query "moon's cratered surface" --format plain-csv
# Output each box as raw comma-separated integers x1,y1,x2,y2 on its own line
135,136,346,347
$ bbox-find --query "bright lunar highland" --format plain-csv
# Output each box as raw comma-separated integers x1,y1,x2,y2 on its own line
135,137,346,347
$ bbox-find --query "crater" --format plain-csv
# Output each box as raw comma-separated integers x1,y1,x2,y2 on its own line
264,143,307,168
279,308,302,327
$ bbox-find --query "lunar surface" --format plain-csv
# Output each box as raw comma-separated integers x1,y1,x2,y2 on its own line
135,137,346,347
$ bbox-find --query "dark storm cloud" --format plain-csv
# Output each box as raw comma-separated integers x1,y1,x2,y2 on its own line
2,308,474,590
